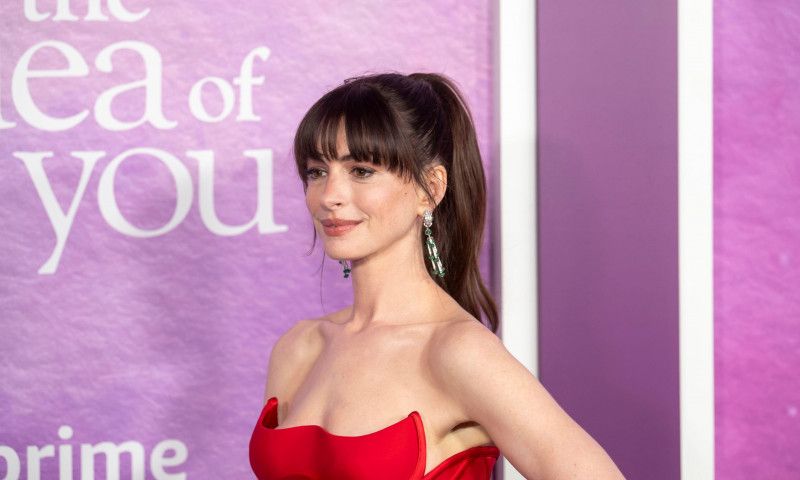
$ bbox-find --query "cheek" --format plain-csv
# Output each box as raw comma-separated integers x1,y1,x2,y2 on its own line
360,187,392,206
304,185,320,212
361,184,417,220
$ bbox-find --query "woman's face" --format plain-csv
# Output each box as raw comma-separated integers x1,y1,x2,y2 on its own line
304,136,424,263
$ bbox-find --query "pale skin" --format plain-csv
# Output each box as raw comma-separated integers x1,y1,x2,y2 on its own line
264,135,625,479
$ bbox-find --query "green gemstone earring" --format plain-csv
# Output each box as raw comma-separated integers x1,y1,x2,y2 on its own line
423,210,445,277
339,260,351,278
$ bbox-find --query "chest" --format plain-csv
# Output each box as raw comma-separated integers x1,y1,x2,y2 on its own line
281,328,433,434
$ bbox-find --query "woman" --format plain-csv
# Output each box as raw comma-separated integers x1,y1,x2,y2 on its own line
250,73,624,479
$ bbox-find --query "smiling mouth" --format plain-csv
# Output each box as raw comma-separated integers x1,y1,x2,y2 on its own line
320,219,361,236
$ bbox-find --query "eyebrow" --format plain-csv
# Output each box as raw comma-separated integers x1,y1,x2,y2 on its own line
311,153,355,163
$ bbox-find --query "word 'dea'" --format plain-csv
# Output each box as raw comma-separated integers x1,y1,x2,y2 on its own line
0,41,269,132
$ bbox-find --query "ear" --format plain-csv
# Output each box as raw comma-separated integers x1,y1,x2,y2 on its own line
417,164,447,214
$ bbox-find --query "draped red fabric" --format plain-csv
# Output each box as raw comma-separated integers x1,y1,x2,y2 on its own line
250,397,500,480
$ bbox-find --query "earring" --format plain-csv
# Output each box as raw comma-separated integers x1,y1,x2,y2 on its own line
339,260,351,278
423,210,445,277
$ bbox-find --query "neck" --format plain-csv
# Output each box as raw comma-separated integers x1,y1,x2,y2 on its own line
346,233,445,329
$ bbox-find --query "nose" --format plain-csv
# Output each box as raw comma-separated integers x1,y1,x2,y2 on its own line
318,167,348,210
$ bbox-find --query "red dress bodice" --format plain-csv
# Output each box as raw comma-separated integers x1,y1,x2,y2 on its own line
249,397,499,480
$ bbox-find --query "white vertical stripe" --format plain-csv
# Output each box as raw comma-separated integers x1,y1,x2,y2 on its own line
498,0,537,478
678,0,715,478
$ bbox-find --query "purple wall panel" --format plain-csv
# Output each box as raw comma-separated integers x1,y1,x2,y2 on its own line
714,2,800,478
537,2,679,479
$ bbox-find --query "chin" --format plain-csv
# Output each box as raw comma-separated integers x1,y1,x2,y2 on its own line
321,245,359,262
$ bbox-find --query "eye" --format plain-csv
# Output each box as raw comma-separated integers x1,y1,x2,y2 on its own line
305,167,326,180
352,166,375,178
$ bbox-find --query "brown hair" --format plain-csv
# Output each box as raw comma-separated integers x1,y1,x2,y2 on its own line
293,73,498,332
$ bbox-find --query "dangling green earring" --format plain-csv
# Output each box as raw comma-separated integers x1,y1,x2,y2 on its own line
423,210,445,277
339,260,351,278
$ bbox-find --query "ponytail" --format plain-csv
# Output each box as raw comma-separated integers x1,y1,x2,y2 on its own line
409,74,499,332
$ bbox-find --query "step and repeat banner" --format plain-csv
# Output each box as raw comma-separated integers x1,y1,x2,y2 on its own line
0,1,493,478
714,2,800,478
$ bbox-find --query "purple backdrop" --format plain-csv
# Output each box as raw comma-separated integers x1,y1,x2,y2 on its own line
0,1,492,479
714,2,800,478
536,2,680,479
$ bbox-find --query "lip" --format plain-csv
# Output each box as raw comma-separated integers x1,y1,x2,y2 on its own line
319,218,362,236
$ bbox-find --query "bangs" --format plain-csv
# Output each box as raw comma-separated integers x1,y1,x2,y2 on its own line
294,81,416,183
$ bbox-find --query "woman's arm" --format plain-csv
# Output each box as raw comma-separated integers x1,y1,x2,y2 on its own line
430,321,625,480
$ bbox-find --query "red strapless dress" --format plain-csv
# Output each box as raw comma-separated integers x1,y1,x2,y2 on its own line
250,397,499,479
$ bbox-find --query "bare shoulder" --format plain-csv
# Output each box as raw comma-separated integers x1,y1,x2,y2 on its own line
269,318,325,370
269,306,350,365
427,318,509,388
430,317,502,352
263,311,344,405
